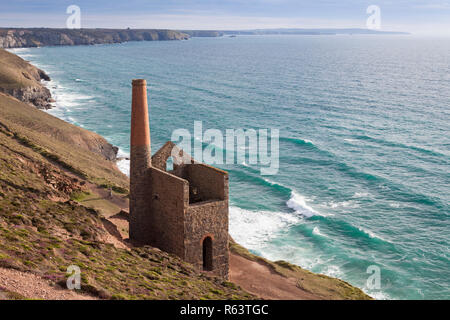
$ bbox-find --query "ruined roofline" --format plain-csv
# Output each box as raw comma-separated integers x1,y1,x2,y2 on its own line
149,164,228,200
149,164,189,184
152,140,229,177
192,162,229,177
149,165,227,209
152,140,195,170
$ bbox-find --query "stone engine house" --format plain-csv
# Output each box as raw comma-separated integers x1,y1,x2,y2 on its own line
129,79,229,278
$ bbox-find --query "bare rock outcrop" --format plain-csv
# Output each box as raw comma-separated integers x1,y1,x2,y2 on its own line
2,85,53,110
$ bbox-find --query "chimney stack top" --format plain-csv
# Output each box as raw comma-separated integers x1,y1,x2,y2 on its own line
132,79,147,86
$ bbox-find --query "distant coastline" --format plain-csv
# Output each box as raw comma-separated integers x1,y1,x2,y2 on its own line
0,28,189,48
0,27,409,49
184,28,410,37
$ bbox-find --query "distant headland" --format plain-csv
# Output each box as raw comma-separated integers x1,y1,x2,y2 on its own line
0,27,409,49
0,28,190,48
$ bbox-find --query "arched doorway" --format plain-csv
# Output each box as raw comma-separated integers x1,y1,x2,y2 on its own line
202,236,213,271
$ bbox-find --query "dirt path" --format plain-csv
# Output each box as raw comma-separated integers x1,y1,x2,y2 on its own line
229,253,322,300
0,267,97,300
87,182,129,212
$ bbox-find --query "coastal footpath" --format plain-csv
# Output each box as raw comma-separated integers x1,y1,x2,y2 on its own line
0,28,189,48
0,48,371,300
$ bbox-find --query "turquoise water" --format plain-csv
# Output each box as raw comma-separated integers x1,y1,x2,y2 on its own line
12,35,449,299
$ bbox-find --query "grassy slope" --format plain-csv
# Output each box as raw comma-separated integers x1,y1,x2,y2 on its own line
230,240,372,300
0,93,127,190
0,49,45,90
0,93,253,300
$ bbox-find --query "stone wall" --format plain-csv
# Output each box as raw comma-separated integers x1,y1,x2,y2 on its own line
152,141,193,172
145,166,188,258
185,200,229,279
185,164,228,202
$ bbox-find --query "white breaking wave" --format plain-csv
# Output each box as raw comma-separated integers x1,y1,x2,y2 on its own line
312,226,327,237
50,84,94,108
66,117,83,127
286,191,318,218
322,265,343,278
15,54,35,59
262,177,285,187
326,200,359,209
6,48,31,54
229,206,301,250
260,181,322,219
116,149,130,177
362,286,392,300
357,226,390,243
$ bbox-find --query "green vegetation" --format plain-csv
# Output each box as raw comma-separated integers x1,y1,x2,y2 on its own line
0,197,252,299
72,190,122,216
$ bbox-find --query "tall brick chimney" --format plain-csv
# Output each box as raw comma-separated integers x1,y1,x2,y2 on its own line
129,79,151,243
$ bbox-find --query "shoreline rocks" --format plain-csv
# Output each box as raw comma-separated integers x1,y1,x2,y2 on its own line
1,82,53,110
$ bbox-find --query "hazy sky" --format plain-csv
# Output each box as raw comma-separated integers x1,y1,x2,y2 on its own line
1,0,450,35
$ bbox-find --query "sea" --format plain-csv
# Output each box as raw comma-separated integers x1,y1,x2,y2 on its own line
10,35,450,300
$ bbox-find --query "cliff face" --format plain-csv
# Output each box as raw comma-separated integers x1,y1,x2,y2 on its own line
0,48,118,160
0,48,52,109
0,28,189,48
1,86,52,110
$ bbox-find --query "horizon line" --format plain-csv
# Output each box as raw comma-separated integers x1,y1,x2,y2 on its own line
0,26,411,33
